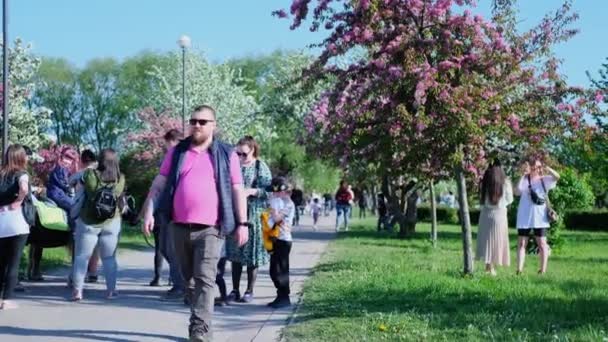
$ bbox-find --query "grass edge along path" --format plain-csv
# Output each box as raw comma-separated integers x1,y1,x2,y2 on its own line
284,217,608,342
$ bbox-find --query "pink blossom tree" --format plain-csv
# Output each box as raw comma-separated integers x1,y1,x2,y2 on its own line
277,0,597,274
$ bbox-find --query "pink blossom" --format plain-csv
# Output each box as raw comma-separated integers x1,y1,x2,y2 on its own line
595,91,604,103
361,28,373,42
372,59,386,69
438,61,455,71
328,43,338,54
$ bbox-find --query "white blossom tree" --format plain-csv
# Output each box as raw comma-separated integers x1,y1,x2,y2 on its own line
2,38,51,149
147,51,266,144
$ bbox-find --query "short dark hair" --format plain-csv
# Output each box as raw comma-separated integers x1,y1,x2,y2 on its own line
80,149,96,164
192,105,216,118
163,129,182,142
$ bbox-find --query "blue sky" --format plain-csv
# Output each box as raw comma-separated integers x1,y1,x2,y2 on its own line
12,0,608,86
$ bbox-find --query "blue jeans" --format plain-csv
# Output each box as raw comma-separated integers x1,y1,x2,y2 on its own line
336,204,351,230
72,217,121,292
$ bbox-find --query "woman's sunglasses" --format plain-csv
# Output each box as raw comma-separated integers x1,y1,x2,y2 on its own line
189,119,215,126
236,151,250,157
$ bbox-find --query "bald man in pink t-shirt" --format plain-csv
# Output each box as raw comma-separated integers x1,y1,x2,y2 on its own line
142,105,248,342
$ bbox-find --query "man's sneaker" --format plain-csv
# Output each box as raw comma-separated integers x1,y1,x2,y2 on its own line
269,297,291,309
189,325,211,342
160,288,185,302
226,290,240,303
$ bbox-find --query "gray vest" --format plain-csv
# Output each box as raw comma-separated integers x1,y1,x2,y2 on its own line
158,137,237,236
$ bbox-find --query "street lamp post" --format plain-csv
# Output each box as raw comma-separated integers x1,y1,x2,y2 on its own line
2,0,8,162
177,35,191,134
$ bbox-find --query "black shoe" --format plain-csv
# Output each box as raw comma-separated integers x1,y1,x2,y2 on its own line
226,290,240,303
85,275,98,283
267,297,280,307
149,277,160,287
14,282,26,293
214,297,229,307
270,297,291,309
160,287,185,302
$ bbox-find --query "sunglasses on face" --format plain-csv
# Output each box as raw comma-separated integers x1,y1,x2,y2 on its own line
189,119,215,126
236,151,250,157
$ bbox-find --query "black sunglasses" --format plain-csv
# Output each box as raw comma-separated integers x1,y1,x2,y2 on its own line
236,151,249,157
189,119,215,126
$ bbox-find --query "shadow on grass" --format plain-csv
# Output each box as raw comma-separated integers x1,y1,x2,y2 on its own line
295,277,608,334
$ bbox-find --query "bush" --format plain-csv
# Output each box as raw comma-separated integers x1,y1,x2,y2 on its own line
550,168,595,213
417,205,458,224
120,150,158,212
564,210,608,231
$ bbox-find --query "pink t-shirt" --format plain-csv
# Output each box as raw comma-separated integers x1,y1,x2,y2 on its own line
160,146,242,225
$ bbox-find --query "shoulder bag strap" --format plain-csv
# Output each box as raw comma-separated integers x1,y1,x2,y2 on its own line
540,178,553,210
251,160,261,189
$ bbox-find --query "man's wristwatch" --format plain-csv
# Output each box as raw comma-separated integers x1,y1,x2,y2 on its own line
237,222,251,228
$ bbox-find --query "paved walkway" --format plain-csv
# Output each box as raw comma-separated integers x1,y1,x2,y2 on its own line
0,215,334,342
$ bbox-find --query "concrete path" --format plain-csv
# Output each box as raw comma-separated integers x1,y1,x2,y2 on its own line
0,215,334,342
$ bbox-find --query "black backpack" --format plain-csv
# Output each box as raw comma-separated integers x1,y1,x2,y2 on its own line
0,171,22,206
91,172,117,221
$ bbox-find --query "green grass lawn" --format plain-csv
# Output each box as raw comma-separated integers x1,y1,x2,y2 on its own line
21,224,150,273
285,215,608,341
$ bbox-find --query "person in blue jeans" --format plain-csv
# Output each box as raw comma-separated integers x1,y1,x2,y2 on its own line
71,149,125,301
335,180,353,232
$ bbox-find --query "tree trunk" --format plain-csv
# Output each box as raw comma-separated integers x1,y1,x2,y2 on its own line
430,181,438,247
456,166,474,275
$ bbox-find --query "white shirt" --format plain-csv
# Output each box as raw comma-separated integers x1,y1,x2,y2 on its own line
516,175,557,229
268,196,295,242
0,174,30,238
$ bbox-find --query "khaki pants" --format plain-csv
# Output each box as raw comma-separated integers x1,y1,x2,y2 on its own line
171,222,222,336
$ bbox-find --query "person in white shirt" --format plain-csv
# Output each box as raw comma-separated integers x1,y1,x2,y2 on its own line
0,145,31,310
514,157,560,275
266,177,295,308
311,198,322,230
475,161,513,276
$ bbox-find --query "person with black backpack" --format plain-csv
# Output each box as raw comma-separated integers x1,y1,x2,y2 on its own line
70,148,125,301
0,145,33,310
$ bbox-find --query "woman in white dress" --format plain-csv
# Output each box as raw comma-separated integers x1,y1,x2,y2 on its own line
514,157,560,275
476,161,513,276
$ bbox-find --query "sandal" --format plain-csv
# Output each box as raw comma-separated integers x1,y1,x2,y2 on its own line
238,291,254,303
106,291,119,300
